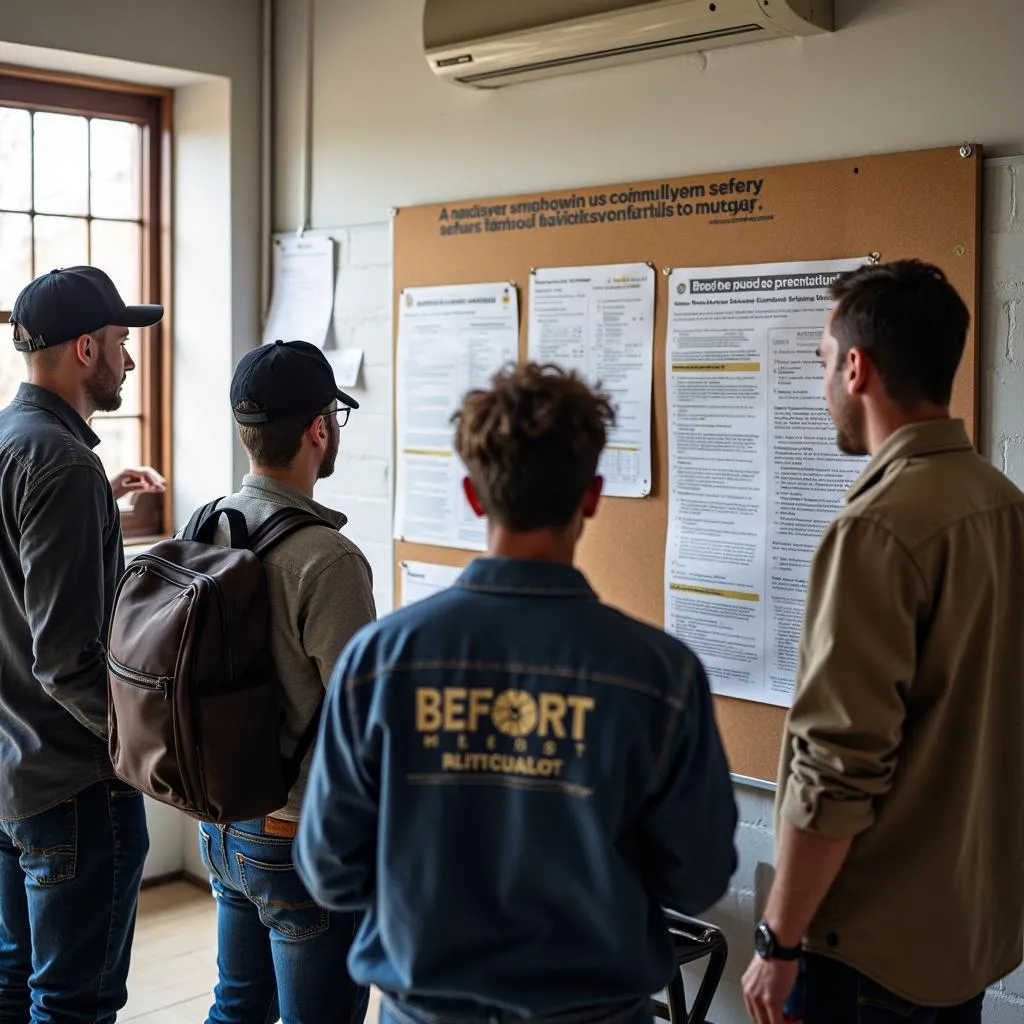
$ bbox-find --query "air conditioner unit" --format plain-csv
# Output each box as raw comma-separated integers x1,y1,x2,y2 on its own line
424,0,833,88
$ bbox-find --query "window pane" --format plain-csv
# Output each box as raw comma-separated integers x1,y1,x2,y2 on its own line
0,108,32,211
34,216,88,276
0,212,32,308
115,329,142,417
90,119,141,220
34,113,88,216
91,219,140,304
90,416,141,477
0,341,26,410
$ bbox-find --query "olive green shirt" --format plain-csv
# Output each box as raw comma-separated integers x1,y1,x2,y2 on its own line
778,419,1024,1005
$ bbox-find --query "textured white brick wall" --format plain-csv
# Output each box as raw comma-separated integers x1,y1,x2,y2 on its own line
312,223,395,614
980,158,1024,1023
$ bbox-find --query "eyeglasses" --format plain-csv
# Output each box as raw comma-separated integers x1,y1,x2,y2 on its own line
322,406,351,429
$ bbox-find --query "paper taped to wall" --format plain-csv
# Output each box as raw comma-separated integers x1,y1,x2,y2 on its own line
263,236,335,349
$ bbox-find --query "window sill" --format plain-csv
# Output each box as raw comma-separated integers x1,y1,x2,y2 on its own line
124,536,169,562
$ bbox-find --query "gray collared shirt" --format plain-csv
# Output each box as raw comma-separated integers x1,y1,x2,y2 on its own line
0,383,123,820
215,474,376,819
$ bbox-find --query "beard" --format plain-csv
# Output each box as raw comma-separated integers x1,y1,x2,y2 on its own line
317,422,340,480
829,375,868,456
86,348,125,412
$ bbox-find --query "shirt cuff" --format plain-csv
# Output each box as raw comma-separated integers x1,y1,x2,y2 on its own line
780,776,876,838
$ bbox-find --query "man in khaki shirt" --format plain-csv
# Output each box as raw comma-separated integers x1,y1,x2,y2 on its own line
743,261,1024,1024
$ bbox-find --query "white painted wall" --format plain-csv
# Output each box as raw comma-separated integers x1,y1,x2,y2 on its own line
273,0,1024,1019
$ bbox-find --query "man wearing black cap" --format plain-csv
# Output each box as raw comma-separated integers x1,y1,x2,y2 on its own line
0,267,163,1022
195,340,375,1024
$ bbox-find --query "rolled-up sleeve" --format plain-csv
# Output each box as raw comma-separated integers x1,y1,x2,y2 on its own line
19,464,113,739
781,517,925,838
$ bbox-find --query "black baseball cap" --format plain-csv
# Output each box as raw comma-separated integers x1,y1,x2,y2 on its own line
11,266,164,352
231,340,360,424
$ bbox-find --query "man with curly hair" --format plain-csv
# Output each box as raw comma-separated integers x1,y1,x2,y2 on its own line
296,362,737,1024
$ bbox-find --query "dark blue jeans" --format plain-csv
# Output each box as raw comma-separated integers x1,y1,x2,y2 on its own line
0,779,149,1024
788,954,984,1024
380,994,652,1024
199,819,368,1024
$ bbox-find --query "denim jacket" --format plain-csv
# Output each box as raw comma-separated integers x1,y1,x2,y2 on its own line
0,384,122,819
295,557,737,1019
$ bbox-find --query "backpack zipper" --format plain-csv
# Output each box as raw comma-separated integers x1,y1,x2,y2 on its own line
137,554,235,683
107,653,171,695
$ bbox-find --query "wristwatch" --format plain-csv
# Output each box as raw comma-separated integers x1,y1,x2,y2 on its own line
754,920,802,961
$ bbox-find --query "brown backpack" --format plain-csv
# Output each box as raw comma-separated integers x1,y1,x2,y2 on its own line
106,500,331,823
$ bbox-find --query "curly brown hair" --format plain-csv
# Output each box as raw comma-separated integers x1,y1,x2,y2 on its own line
452,362,615,531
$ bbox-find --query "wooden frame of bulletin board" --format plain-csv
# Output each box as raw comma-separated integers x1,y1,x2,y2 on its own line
392,145,981,785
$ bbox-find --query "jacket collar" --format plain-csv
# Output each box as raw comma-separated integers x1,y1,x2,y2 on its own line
846,419,973,503
13,383,99,449
456,557,597,599
239,473,347,529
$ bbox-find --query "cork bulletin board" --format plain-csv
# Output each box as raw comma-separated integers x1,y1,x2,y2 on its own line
392,145,981,784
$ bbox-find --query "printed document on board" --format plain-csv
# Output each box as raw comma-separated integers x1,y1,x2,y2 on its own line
664,258,869,708
400,561,463,607
262,236,335,348
395,283,519,550
528,264,655,498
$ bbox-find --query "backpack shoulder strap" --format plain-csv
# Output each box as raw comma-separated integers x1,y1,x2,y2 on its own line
184,498,250,549
181,498,223,541
249,507,334,559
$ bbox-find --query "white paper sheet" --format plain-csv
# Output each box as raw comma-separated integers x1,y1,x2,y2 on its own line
400,561,463,607
664,258,870,708
395,283,519,550
326,348,364,389
262,236,335,349
528,264,655,498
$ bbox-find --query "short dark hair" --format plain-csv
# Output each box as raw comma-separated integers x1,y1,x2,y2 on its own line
14,322,65,372
235,399,329,468
452,362,615,532
829,259,969,407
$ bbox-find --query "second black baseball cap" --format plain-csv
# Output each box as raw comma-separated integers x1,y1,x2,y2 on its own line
231,340,360,424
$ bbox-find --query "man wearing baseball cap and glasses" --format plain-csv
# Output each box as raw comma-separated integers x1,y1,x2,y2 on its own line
196,339,375,1024
0,266,163,1022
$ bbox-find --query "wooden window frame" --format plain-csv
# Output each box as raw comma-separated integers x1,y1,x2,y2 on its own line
0,66,173,541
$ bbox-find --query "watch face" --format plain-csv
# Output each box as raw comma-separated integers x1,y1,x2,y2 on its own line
754,922,772,958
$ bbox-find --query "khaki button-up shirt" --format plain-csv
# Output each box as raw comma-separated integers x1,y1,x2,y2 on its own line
778,419,1024,1004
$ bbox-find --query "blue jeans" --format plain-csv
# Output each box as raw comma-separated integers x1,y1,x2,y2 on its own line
788,954,984,1024
380,994,652,1024
0,779,149,1024
199,819,368,1024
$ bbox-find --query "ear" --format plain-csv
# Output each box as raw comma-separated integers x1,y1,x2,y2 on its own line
308,413,329,451
846,346,871,396
73,333,96,367
462,477,486,518
581,476,603,519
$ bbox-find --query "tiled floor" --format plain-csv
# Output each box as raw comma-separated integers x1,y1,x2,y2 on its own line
124,880,382,1024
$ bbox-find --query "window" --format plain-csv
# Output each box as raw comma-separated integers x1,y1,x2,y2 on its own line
0,70,171,539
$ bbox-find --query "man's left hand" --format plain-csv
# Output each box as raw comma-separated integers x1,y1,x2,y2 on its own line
742,955,799,1024
110,467,167,501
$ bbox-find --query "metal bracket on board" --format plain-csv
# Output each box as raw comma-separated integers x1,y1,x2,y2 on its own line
730,773,777,793
868,252,881,265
